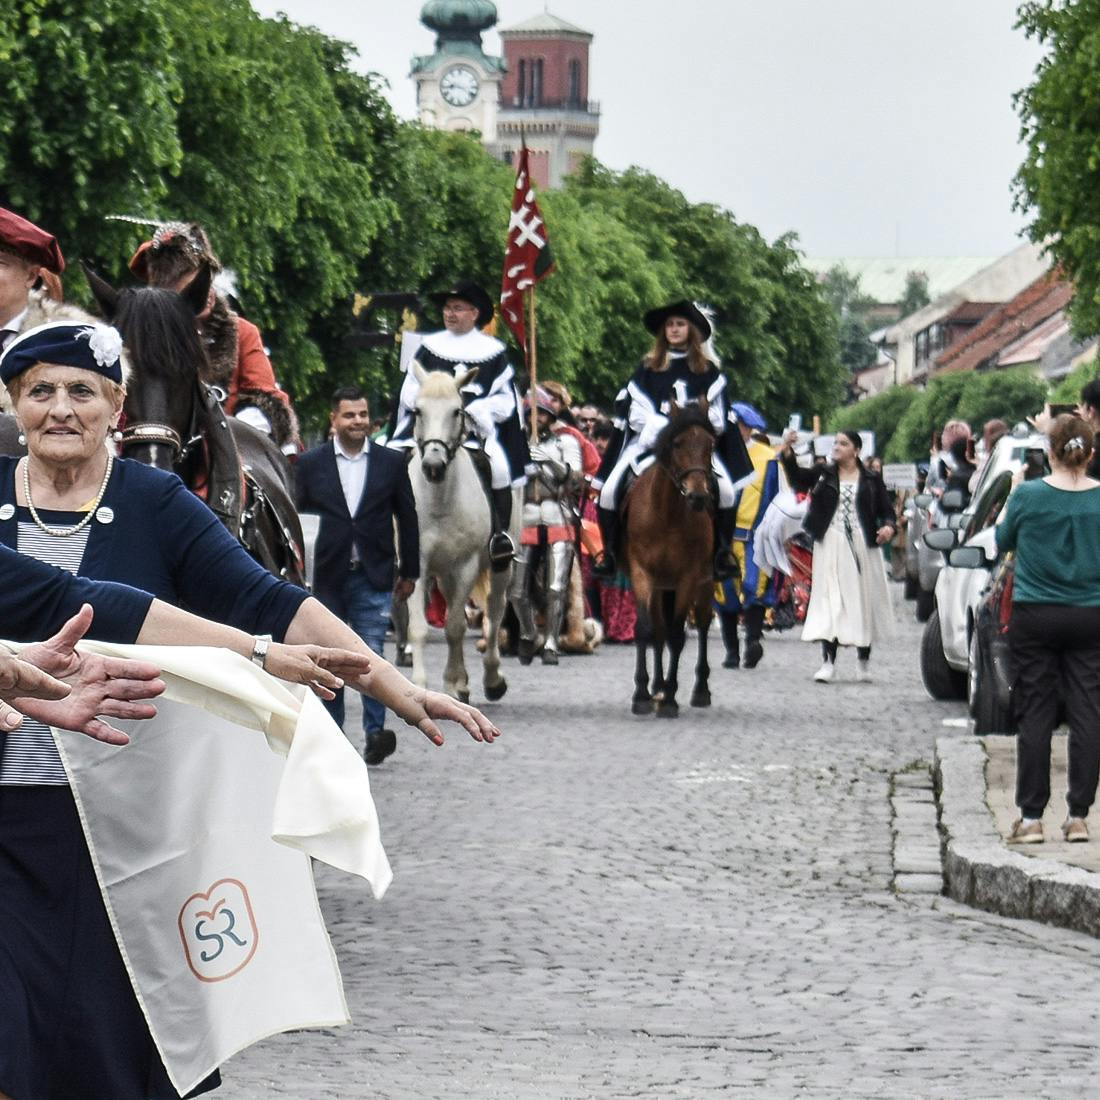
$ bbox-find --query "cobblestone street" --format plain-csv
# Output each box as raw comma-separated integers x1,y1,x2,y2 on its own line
222,591,1100,1097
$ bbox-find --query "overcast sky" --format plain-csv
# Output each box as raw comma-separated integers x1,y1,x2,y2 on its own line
251,0,1044,259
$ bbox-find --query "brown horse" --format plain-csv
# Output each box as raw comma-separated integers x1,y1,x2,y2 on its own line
622,402,717,718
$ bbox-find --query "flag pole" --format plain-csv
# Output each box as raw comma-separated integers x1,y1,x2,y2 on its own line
528,283,539,439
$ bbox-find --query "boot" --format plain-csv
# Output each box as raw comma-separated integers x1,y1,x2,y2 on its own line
742,604,765,668
719,611,740,669
591,507,620,578
489,487,516,572
714,507,738,581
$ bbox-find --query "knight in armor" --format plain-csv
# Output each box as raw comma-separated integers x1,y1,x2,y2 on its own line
386,279,529,571
508,387,583,665
591,300,753,580
129,222,300,453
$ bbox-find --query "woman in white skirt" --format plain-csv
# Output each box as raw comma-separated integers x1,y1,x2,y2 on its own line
779,430,896,682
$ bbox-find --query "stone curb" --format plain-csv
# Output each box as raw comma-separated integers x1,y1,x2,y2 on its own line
935,736,1100,938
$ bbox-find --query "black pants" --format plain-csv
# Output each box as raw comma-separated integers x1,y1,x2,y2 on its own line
821,640,871,662
1010,602,1100,819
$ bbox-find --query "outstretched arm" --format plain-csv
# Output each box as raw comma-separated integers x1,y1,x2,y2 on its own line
283,597,501,748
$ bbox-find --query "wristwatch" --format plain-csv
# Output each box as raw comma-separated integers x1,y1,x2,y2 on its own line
251,635,270,669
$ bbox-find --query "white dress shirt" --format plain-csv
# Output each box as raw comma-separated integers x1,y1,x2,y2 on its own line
334,438,368,560
0,308,28,351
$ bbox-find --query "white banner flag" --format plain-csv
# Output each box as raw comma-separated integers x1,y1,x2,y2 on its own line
47,645,392,1096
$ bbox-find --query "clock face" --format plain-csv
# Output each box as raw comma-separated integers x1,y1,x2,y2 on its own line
441,65,480,107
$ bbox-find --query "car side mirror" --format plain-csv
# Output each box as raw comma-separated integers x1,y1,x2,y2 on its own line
940,488,965,512
947,545,990,569
923,528,958,552
946,512,967,530
914,493,933,509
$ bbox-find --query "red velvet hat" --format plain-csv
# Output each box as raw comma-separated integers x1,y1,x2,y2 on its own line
0,208,65,274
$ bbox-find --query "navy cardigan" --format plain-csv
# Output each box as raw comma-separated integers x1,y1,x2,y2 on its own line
0,456,308,641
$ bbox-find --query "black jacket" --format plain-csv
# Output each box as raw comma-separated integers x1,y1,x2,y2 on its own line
780,452,895,547
295,440,419,617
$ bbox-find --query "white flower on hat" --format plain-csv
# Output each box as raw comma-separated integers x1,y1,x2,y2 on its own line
78,324,124,368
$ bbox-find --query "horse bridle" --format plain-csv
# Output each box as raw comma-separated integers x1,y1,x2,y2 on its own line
415,409,469,467
660,461,714,500
119,383,222,465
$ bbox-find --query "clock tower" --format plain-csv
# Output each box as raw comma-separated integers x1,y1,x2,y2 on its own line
411,0,505,140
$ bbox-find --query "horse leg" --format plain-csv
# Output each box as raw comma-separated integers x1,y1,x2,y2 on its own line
482,566,509,701
631,571,654,715
440,566,476,703
392,597,412,667
406,577,430,689
657,591,686,719
650,588,671,702
691,596,714,709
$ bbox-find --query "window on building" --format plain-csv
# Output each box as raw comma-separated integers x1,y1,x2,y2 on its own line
517,60,526,107
568,59,581,106
502,149,513,166
532,59,543,106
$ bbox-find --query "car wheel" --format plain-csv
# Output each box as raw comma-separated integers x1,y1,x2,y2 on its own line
915,586,935,623
904,574,919,600
920,608,968,701
973,632,1017,735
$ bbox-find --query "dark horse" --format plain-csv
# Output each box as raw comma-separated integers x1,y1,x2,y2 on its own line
86,266,306,585
622,401,717,718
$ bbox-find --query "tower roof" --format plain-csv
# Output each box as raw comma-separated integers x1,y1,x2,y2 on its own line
421,0,497,41
499,11,592,39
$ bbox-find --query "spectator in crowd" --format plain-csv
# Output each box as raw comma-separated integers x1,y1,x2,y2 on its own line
575,403,603,438
1078,378,1100,480
928,419,972,494
779,428,895,683
944,436,978,504
969,418,1009,493
996,415,1100,845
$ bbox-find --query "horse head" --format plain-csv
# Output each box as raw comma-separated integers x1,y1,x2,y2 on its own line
656,400,715,512
112,282,212,471
412,363,477,484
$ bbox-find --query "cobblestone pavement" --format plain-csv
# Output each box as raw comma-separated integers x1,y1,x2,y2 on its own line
222,589,1100,1098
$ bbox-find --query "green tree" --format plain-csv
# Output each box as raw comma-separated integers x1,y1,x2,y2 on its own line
1051,357,1099,404
1015,0,1098,333
828,385,920,458
898,270,931,317
819,266,876,378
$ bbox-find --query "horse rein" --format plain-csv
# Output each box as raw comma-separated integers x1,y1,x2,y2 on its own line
659,462,714,500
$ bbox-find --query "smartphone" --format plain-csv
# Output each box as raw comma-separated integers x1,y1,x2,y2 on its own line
1049,403,1076,418
787,413,802,433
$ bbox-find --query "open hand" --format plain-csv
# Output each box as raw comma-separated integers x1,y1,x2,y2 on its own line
407,688,502,747
11,604,164,745
264,642,372,700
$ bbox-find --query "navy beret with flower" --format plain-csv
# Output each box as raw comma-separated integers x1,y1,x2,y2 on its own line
0,321,125,385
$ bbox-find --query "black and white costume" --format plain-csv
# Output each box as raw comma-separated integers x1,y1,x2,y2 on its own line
387,329,529,490
595,351,752,508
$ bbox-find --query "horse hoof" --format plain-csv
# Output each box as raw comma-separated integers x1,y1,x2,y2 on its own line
656,702,680,719
632,698,654,716
457,690,470,704
396,649,412,668
690,691,712,708
485,679,508,702
541,649,559,666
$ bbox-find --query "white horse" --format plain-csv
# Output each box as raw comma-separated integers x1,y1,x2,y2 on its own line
404,365,514,703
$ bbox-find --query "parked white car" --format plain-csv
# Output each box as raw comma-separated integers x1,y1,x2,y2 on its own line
918,426,1048,701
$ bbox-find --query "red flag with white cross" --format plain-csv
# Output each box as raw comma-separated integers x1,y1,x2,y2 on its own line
500,145,555,352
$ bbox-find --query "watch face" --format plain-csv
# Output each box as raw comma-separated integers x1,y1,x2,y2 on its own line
441,65,480,107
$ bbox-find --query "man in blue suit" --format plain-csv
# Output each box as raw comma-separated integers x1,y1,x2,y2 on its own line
296,385,420,765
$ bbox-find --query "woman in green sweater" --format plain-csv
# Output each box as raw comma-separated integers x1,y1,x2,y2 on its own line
996,415,1100,844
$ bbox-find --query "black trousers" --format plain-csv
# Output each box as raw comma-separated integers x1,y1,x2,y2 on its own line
1009,603,1100,819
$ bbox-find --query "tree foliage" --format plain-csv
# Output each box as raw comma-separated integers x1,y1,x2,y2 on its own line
898,271,931,317
0,0,845,435
1015,0,1100,334
884,368,1049,461
819,266,876,378
827,385,920,459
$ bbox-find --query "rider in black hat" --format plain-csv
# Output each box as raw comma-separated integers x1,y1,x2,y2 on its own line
385,280,528,570
592,299,752,580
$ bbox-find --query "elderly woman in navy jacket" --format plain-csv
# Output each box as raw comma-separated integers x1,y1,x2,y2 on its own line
0,321,500,1100
779,429,895,683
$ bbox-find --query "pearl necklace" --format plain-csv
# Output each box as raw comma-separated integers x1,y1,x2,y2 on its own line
21,453,114,537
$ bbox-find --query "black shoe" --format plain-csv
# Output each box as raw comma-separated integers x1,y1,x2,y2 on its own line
743,640,763,669
488,532,515,572
592,550,617,578
365,729,397,766
714,548,739,581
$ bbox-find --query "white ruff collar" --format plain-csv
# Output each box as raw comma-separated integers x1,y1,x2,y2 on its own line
422,328,504,364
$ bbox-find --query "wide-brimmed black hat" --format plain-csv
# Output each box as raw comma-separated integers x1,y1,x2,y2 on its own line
643,299,712,341
429,280,495,329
